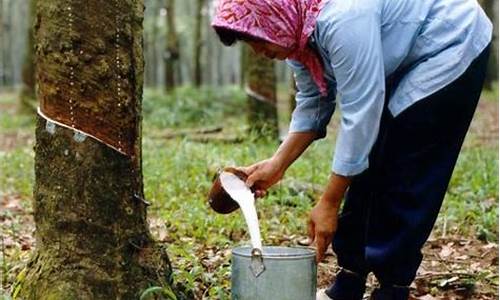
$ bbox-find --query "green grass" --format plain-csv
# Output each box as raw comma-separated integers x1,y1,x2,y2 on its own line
0,86,498,298
143,86,246,130
438,148,499,241
0,148,34,197
0,93,34,132
481,81,499,102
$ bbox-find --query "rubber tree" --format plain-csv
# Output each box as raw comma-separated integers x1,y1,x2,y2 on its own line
19,0,37,113
289,72,297,116
243,45,279,138
193,0,204,87
18,0,183,298
144,0,159,87
479,0,499,89
1,0,14,87
165,0,180,92
0,0,3,88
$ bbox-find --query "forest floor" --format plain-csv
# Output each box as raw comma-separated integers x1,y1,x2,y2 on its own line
0,86,498,299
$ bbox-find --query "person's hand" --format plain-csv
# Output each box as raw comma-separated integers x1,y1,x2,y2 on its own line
308,173,351,263
240,158,285,198
308,197,340,263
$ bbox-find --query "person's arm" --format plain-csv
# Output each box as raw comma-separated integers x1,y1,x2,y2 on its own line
244,132,317,195
272,131,318,173
243,60,336,193
287,59,336,140
308,173,351,262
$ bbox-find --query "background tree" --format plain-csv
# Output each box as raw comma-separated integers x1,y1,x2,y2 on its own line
480,0,499,89
19,0,37,113
243,45,279,138
18,0,182,298
0,0,3,87
144,0,160,87
165,0,180,92
193,0,205,87
0,0,13,87
0,0,30,90
289,72,297,115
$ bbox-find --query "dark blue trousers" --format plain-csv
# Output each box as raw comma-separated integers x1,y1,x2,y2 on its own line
331,45,490,289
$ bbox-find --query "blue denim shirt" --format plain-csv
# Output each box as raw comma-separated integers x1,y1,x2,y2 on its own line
286,0,492,176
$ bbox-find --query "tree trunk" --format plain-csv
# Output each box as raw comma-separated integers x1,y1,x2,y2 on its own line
240,44,248,89
193,0,204,87
0,0,4,88
216,40,223,86
289,71,298,116
143,1,157,88
494,0,499,86
244,45,279,138
480,0,499,88
19,0,37,113
165,0,179,92
18,1,182,298
2,0,13,87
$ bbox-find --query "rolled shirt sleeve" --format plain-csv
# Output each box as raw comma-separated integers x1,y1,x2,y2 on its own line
286,59,336,139
324,9,385,176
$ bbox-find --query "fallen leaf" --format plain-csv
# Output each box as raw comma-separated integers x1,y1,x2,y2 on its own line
21,241,31,251
482,243,497,250
418,294,438,300
439,244,453,258
439,276,459,287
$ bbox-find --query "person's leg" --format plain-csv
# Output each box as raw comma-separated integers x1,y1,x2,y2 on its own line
366,45,490,299
325,70,399,300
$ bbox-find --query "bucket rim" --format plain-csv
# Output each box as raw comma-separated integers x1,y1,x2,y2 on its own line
232,246,316,259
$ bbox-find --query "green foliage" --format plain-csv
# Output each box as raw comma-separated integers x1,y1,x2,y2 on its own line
11,268,26,299
0,104,34,132
140,286,177,300
0,87,497,298
438,148,499,240
0,148,34,197
143,86,246,130
481,81,499,102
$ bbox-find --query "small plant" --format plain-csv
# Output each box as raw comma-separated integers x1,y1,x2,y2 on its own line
139,286,177,300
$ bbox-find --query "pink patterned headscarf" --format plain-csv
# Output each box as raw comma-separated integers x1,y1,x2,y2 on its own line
212,0,328,95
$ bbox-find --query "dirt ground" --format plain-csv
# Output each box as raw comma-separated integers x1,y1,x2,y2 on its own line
2,192,498,299
316,236,498,299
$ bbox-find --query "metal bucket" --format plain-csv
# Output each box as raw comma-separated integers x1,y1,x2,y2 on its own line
231,246,317,300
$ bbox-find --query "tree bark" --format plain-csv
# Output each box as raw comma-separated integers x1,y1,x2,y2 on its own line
165,0,179,92
244,45,279,138
240,44,248,89
0,0,4,88
480,0,499,88
2,0,13,87
18,1,181,298
289,71,297,116
143,0,157,88
193,0,204,87
19,0,37,113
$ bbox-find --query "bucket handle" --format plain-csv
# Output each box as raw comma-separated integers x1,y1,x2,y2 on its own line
250,248,265,277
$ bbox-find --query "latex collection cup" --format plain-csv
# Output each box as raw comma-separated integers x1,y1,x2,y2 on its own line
208,167,251,214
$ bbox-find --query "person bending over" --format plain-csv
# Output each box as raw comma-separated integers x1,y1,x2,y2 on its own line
212,0,491,299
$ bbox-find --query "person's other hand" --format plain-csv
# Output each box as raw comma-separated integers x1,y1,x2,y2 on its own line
308,198,339,263
240,158,285,198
